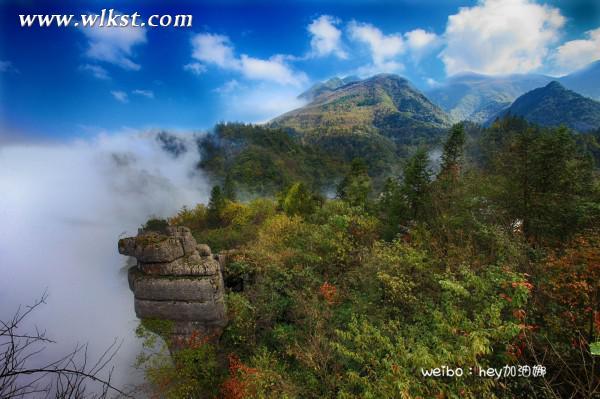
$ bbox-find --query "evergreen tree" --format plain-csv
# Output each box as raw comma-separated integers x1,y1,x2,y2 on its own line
377,177,408,240
279,182,322,217
401,148,432,220
336,158,372,208
223,173,236,201
207,185,226,227
482,119,596,242
439,123,466,179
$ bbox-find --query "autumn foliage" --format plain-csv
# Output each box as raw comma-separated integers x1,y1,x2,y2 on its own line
220,354,259,399
319,281,338,304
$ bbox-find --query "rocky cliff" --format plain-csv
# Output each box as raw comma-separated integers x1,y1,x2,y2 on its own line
118,226,227,345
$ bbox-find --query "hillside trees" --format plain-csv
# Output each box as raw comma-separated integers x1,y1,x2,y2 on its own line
336,158,373,208
137,117,600,398
439,123,466,179
481,118,597,243
401,147,432,220
377,148,432,240
198,123,341,195
278,182,323,217
207,185,226,227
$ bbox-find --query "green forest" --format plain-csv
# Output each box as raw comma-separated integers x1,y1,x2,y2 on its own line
136,117,600,398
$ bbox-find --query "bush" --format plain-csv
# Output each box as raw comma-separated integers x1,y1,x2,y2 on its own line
143,218,170,233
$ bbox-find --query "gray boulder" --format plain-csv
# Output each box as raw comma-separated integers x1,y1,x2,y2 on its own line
118,225,228,345
118,234,184,263
134,298,226,323
128,268,223,302
137,254,220,276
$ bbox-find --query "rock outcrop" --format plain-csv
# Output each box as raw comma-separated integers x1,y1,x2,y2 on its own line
118,226,227,345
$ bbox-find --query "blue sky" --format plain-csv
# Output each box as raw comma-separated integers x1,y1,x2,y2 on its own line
1,0,599,141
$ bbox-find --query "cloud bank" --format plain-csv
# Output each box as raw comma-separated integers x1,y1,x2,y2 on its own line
308,15,347,59
81,20,147,70
0,131,209,391
181,8,597,96
553,27,600,74
440,0,565,75
189,33,307,86
348,21,405,74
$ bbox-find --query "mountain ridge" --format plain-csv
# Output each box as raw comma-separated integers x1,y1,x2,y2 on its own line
425,60,600,123
559,60,600,101
299,76,360,101
490,81,600,131
426,73,554,123
272,73,451,143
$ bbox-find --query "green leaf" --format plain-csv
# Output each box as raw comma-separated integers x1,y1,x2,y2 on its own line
591,342,600,356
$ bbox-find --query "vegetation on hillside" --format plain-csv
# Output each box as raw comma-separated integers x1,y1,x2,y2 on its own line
268,74,451,173
493,81,600,132
138,117,600,398
198,123,345,197
197,122,404,196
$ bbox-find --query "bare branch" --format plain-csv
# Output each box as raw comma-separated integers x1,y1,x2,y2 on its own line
0,293,133,398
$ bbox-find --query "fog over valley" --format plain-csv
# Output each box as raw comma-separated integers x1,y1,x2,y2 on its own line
0,131,209,389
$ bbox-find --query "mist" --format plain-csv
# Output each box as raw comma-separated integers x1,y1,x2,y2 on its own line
0,130,210,392
428,148,443,175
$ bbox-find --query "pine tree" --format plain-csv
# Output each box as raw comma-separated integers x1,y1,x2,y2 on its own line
439,123,466,180
377,177,408,240
207,185,226,227
482,119,596,242
279,182,322,217
402,148,432,219
337,158,372,208
223,173,236,201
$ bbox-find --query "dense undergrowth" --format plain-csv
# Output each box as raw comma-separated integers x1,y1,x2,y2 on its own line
136,117,600,398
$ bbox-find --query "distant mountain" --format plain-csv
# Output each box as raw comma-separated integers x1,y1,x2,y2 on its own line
559,60,600,101
273,74,451,142
426,60,600,124
427,73,553,124
491,81,600,132
299,76,360,101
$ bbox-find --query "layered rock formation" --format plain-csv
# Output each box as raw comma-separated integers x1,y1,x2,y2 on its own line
118,226,227,344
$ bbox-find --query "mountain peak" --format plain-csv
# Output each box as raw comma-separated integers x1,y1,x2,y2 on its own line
299,75,360,101
366,73,408,83
491,79,600,131
545,80,565,90
272,74,450,142
427,73,555,123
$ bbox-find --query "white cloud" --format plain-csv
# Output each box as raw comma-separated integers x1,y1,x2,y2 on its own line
405,29,437,51
355,61,405,77
132,89,154,99
183,62,207,75
239,55,307,85
189,32,306,86
552,27,600,74
191,33,239,68
426,77,441,88
80,64,110,80
82,22,147,70
404,29,440,60
439,0,565,76
349,21,404,65
111,90,129,103
308,15,347,59
213,79,241,94
219,83,306,123
348,21,405,74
